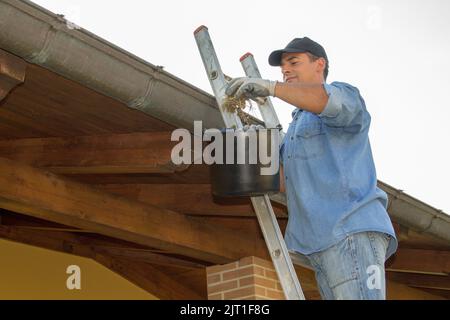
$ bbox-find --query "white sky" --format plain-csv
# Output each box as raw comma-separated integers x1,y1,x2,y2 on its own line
32,0,450,214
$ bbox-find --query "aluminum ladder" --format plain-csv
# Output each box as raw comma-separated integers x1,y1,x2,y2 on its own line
194,25,307,300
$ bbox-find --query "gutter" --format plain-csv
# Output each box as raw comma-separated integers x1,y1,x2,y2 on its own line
0,0,231,131
379,181,450,243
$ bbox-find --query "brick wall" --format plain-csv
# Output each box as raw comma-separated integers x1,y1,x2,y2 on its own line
206,256,285,300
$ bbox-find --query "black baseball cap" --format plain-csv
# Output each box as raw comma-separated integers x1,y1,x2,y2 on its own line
268,37,328,66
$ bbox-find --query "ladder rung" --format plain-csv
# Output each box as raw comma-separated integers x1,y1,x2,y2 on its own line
289,251,313,270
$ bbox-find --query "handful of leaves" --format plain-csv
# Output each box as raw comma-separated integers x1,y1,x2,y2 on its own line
222,95,254,126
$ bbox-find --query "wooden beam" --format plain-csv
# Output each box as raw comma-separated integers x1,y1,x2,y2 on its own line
0,210,86,232
0,211,158,250
0,224,206,269
0,132,189,174
0,50,26,102
387,248,450,275
386,280,445,300
0,211,274,262
0,206,287,268
387,272,450,290
393,222,450,251
0,211,277,267
0,225,205,299
416,288,450,299
96,184,287,217
65,163,211,185
93,254,204,299
0,224,96,258
0,157,269,263
92,246,206,270
190,215,287,233
151,265,208,299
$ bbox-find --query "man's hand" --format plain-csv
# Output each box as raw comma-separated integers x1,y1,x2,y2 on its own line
225,77,277,100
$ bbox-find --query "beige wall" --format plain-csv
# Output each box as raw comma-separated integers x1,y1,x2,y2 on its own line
0,238,157,299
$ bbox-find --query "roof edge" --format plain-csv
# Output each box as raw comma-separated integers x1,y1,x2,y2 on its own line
0,0,245,131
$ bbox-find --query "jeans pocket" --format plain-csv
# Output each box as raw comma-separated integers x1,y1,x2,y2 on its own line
314,236,359,289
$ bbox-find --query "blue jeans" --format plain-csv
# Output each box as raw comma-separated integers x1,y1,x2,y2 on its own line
306,231,390,300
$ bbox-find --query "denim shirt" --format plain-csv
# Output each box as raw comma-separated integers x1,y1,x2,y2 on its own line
280,81,398,259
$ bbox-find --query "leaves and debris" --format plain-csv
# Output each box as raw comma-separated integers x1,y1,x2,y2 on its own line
222,95,255,126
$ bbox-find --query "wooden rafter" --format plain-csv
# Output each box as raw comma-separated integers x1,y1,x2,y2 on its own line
0,224,205,299
387,248,450,275
96,183,287,217
0,49,26,102
0,223,205,268
0,224,95,258
0,131,190,174
387,271,450,290
0,157,269,263
0,209,86,232
91,246,206,270
386,280,445,300
94,254,204,299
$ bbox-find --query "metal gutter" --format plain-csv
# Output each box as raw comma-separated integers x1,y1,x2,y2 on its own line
379,181,450,243
0,0,230,131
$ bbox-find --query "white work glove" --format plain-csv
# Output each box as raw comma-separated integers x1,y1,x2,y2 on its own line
225,77,277,100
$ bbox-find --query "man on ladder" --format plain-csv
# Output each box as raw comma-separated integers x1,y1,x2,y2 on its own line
225,37,398,300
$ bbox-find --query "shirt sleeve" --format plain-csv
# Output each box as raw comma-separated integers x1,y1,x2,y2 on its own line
319,82,367,130
279,135,286,164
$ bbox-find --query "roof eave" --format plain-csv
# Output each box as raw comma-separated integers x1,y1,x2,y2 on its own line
0,0,228,131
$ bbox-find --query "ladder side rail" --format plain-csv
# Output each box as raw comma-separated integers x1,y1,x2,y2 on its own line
194,26,242,128
239,53,285,140
251,195,306,299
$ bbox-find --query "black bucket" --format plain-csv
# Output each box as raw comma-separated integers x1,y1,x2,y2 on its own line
209,128,280,197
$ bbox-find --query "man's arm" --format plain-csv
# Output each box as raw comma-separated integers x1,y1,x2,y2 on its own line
225,77,329,114
274,82,329,114
225,78,366,129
